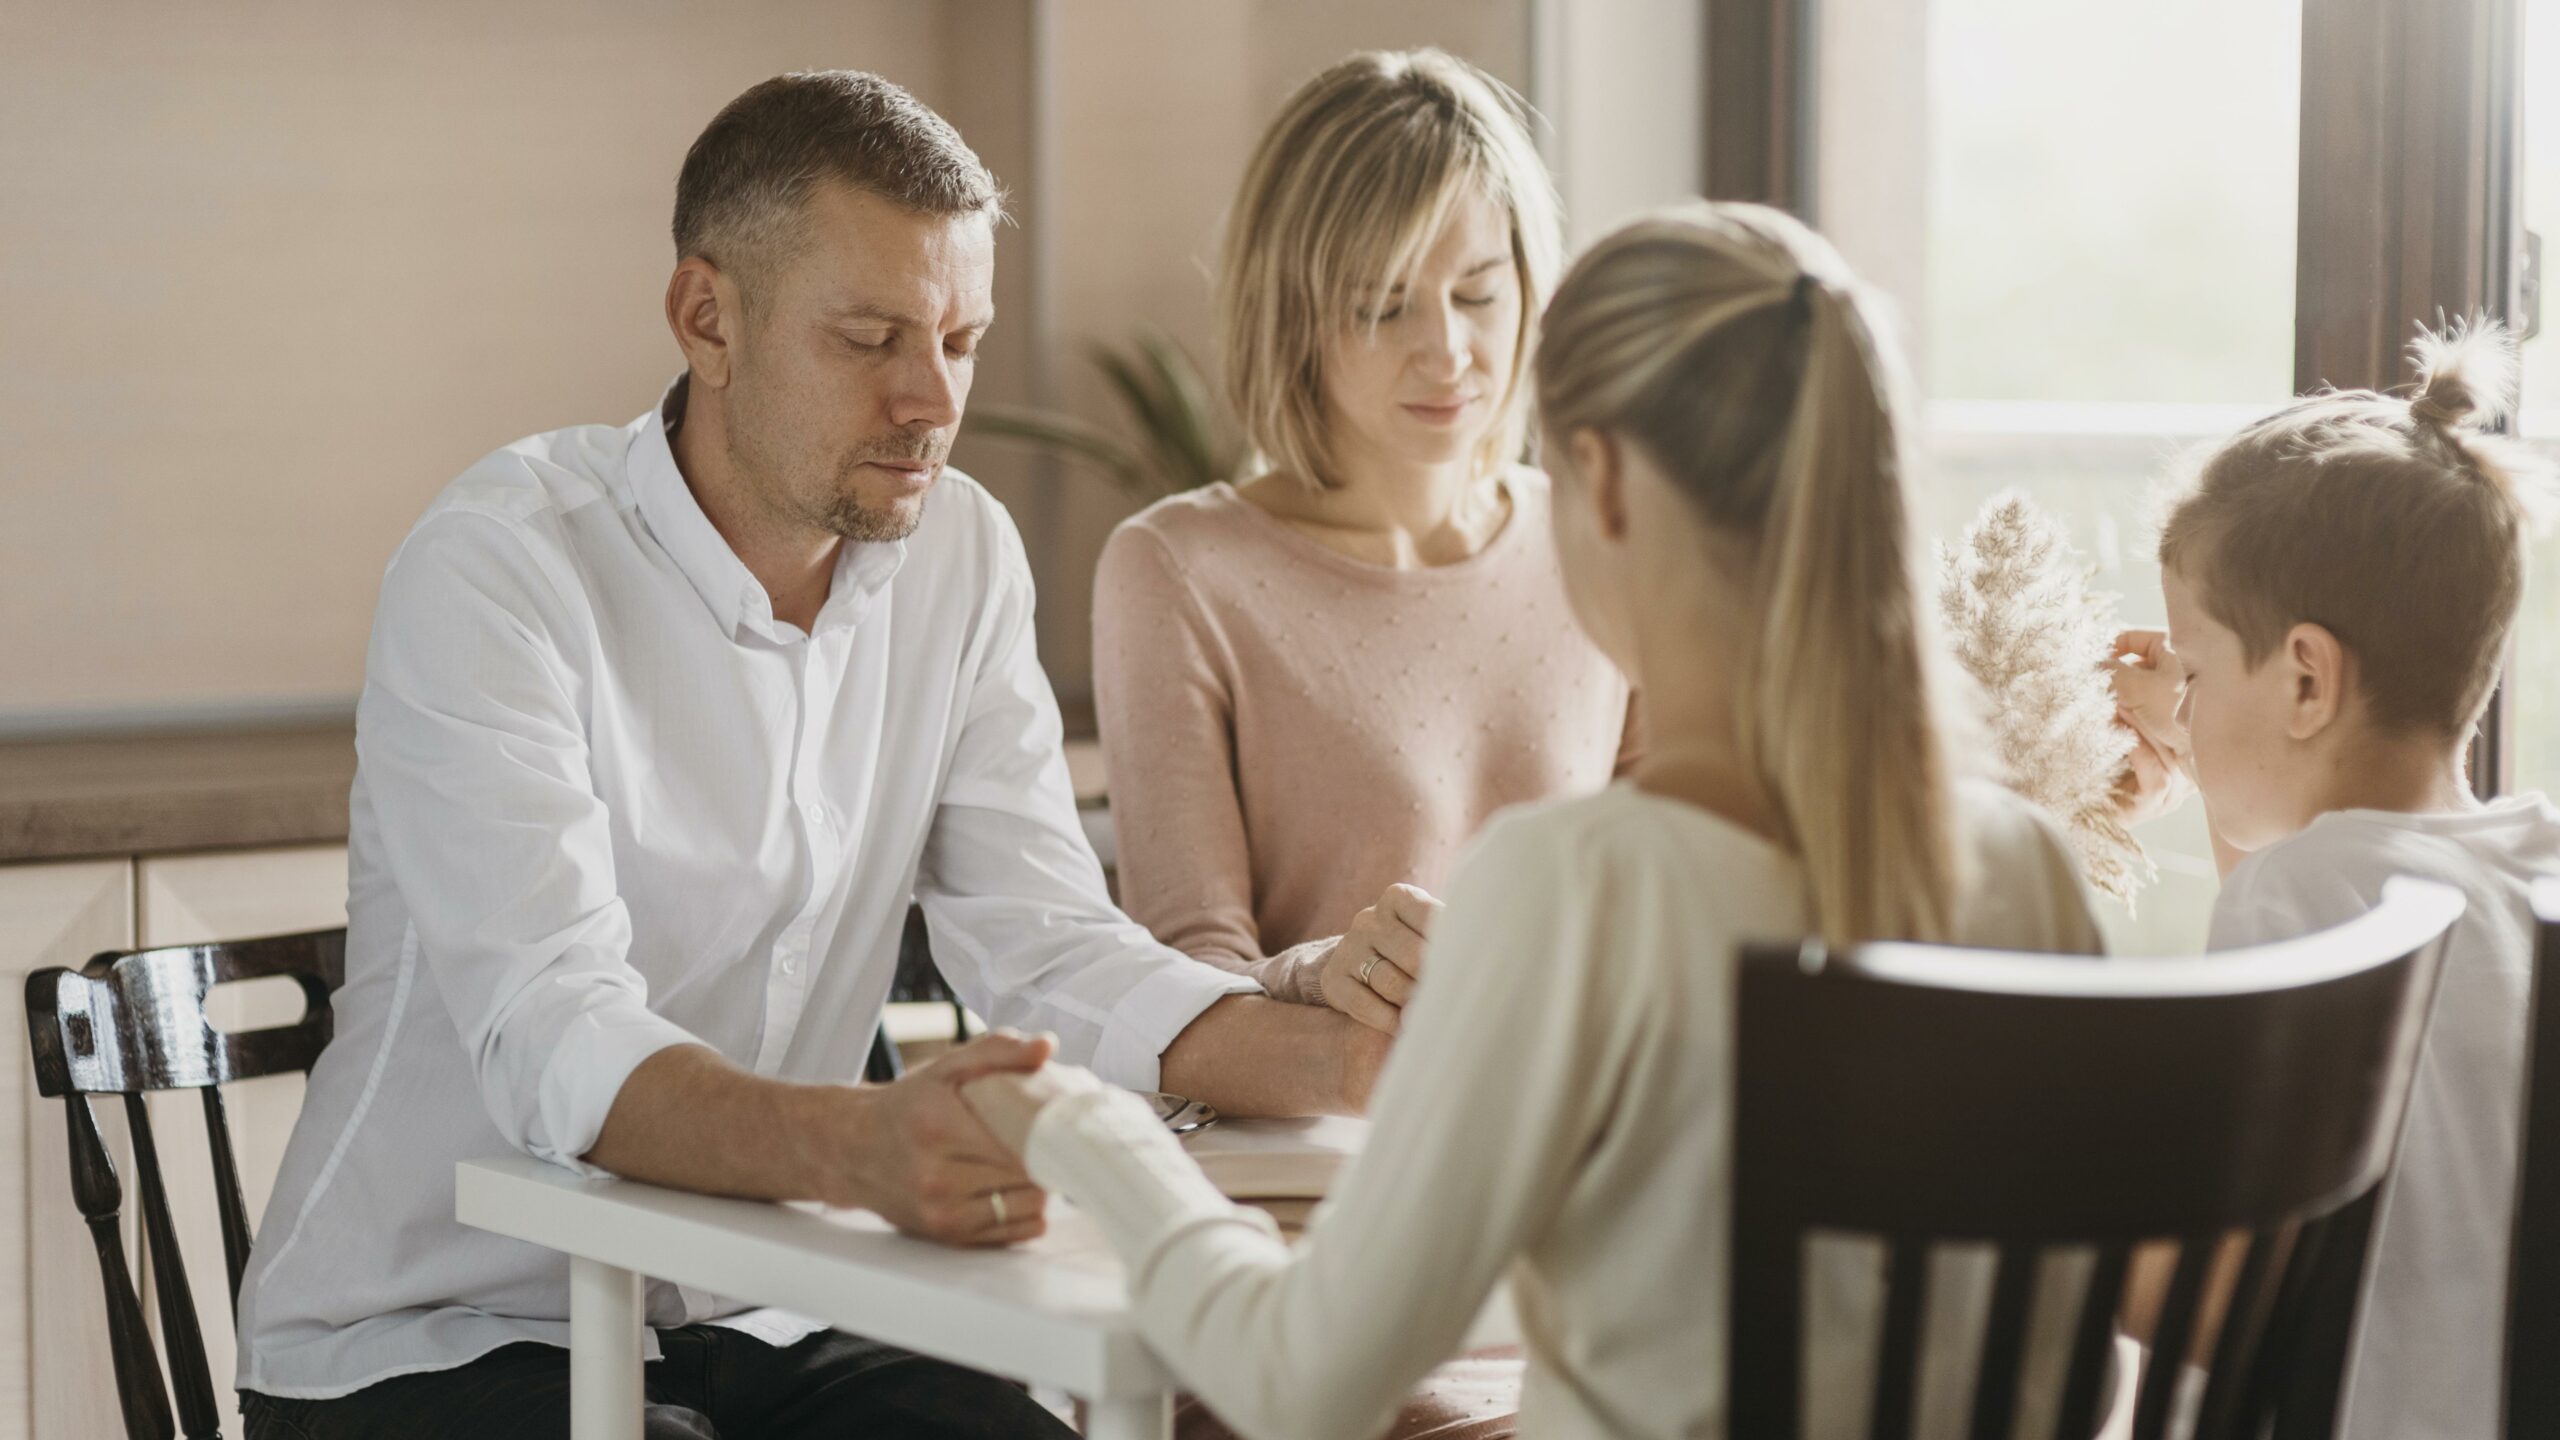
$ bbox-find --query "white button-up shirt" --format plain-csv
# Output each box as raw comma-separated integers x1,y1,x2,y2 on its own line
236,383,1256,1399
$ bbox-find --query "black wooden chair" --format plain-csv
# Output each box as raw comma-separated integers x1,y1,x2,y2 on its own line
25,927,344,1440
1732,877,2462,1440
25,912,956,1435
865,903,971,1083
2507,877,2560,1439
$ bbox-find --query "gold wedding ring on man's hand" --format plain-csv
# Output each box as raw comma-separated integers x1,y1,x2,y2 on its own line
988,1189,1009,1227
1357,951,1383,987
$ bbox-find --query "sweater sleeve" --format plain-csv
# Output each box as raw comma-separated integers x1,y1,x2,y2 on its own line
1023,809,1630,1440
1092,520,1318,1001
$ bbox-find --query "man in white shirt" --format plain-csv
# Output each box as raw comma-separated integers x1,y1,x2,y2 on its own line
233,71,1385,1440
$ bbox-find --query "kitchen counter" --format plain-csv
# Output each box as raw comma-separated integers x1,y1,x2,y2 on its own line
0,723,1109,865
0,724,359,863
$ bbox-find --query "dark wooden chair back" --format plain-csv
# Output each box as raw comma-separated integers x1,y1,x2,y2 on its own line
2508,878,2560,1438
1732,878,2462,1440
866,903,970,1084
25,927,344,1440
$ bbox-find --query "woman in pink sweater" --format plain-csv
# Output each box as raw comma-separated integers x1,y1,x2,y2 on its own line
1095,49,1636,1047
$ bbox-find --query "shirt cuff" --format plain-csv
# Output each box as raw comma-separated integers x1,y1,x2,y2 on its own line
1088,953,1259,1093
531,1004,703,1178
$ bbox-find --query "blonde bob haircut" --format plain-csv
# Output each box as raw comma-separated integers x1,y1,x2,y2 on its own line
1219,49,1562,491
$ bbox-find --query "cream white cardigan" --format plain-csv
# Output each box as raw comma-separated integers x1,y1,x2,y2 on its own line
1028,780,2107,1439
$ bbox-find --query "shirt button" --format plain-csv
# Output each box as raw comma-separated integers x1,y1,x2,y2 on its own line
779,955,801,977
805,802,827,826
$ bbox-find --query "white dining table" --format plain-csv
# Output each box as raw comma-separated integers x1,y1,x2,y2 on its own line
455,1116,1445,1440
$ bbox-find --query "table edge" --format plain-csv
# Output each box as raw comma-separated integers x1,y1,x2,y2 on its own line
454,1156,1174,1397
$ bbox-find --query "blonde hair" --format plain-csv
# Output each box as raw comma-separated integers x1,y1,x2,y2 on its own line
1218,49,1562,491
1535,202,1958,948
2159,320,2553,738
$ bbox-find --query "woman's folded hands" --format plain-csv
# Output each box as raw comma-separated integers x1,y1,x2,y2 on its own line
1310,882,1443,1034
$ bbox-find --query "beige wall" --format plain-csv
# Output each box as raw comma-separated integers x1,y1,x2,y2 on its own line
0,1,945,728
1534,0,1706,253
933,0,1049,588
1814,0,1932,362
1,1,1662,729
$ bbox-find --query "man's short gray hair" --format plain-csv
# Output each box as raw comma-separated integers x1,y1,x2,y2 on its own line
673,70,1005,287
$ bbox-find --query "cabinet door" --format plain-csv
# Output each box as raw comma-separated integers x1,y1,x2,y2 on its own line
1,859,137,1440
136,846,346,1440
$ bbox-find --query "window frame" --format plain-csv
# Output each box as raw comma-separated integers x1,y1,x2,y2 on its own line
1723,0,2530,796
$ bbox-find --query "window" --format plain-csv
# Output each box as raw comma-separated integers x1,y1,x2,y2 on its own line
1921,0,2299,408
1821,0,2302,952
2522,0,2560,435
2504,0,2560,793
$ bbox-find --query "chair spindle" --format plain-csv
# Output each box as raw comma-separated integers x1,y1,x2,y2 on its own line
124,1095,223,1440
64,1094,174,1440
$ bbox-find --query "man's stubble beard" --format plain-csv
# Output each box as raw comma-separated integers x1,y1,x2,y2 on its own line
823,499,920,544
727,380,943,544
818,446,937,543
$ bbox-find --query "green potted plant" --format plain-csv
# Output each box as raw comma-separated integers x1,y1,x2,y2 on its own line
967,329,1243,497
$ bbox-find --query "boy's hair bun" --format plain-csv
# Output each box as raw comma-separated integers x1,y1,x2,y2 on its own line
2405,317,2554,526
2407,316,2519,432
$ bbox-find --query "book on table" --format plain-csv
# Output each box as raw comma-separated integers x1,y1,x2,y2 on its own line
1180,1115,1366,1200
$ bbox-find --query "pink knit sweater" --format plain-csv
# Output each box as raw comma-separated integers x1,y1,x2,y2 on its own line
1091,473,1638,999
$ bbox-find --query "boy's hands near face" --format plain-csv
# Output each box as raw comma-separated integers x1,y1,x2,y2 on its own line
2115,725,2190,825
2110,628,2196,824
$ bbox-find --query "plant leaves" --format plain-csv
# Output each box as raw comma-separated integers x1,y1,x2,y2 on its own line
966,330,1241,497
966,406,1147,493
1090,344,1194,492
1134,330,1229,487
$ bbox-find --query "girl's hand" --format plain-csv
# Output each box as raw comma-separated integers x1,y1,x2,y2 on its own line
958,1048,1106,1155
2110,629,2195,824
1312,883,1441,1035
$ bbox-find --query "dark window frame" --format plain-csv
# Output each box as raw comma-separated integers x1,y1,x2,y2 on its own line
2297,0,2524,797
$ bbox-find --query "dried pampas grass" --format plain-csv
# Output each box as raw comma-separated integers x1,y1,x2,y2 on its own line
1938,490,2154,906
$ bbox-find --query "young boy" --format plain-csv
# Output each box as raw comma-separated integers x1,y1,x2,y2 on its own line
2113,322,2558,1440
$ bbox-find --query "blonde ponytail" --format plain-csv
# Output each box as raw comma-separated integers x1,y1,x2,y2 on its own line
1536,203,1959,946
1748,279,1958,944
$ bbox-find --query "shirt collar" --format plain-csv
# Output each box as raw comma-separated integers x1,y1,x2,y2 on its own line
628,375,909,643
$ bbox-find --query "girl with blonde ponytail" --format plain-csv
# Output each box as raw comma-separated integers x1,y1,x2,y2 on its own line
1534,202,1967,948
957,203,2105,1440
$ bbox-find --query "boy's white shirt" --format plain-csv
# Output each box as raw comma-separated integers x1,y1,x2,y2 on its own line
2209,792,2560,1440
